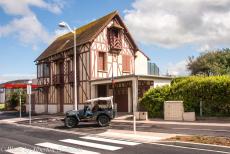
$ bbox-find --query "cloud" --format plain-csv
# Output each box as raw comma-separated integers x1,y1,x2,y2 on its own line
0,0,64,48
166,60,189,76
0,73,36,84
124,0,230,49
0,16,51,45
0,0,63,16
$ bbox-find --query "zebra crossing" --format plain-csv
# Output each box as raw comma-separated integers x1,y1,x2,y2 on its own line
5,135,141,154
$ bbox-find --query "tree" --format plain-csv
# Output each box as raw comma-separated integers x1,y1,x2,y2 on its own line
7,90,26,110
187,48,230,76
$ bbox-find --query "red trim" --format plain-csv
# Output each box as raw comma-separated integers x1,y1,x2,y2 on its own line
3,84,38,89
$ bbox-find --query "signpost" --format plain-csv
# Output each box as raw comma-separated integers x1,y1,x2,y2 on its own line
19,89,22,118
133,115,136,134
27,81,32,125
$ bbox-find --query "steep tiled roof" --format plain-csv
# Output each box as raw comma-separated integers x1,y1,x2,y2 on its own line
36,11,118,61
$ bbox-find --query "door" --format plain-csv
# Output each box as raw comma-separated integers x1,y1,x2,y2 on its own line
114,87,128,112
59,86,64,112
98,85,107,97
58,61,64,112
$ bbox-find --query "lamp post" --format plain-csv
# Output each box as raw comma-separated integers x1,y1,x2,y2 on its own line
59,21,78,110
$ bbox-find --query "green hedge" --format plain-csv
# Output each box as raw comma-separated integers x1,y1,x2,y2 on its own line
140,76,230,118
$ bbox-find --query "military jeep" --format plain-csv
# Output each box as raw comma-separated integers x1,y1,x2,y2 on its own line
64,96,116,128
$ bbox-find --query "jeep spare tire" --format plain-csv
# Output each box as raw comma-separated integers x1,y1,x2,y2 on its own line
65,117,78,128
97,115,110,127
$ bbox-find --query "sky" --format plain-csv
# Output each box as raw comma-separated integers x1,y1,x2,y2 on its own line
0,0,230,83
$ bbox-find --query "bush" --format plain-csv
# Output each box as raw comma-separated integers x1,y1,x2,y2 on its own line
7,90,26,110
141,85,171,118
140,76,230,118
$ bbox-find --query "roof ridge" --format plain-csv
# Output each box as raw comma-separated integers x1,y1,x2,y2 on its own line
55,10,118,41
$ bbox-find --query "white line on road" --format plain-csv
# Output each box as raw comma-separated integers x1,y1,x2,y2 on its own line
36,142,99,154
150,143,230,154
6,147,45,154
111,124,151,128
60,139,122,151
172,128,230,133
80,136,141,146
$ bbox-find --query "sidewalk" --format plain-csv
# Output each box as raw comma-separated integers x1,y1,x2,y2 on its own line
112,119,230,127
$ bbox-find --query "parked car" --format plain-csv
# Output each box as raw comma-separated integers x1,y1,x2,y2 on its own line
64,96,116,128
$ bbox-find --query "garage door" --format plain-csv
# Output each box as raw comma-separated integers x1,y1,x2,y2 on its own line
114,87,128,112
109,81,132,112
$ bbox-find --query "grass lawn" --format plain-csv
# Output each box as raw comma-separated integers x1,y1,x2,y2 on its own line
167,136,230,146
0,103,5,110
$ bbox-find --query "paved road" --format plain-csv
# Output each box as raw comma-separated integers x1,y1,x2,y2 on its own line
0,123,229,154
17,117,230,137
111,121,230,137
0,111,20,120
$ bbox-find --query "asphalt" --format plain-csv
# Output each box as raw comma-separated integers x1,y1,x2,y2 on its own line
16,117,230,137
0,123,230,154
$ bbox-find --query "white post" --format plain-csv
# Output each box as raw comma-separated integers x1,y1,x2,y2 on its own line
29,93,31,125
27,81,32,125
133,115,136,134
74,29,78,110
19,90,22,118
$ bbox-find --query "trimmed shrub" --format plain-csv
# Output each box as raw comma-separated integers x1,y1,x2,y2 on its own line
140,76,230,117
141,85,171,118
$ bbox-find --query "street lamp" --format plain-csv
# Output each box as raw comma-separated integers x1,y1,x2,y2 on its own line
58,21,78,110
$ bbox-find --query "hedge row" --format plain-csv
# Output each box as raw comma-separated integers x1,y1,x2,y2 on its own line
140,76,230,118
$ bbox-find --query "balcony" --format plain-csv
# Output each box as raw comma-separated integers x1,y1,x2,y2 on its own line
110,37,122,50
52,74,64,85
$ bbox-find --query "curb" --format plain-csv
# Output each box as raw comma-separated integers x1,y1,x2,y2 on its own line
158,140,230,149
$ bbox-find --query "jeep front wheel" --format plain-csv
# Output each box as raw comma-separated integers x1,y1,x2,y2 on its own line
97,115,110,127
65,117,78,128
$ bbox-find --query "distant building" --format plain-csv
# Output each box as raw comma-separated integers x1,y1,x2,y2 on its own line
0,80,30,103
148,62,159,76
0,88,5,103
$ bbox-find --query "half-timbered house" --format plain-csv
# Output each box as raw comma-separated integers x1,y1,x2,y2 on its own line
34,11,172,114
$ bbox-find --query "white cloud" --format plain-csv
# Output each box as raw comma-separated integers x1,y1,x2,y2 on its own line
167,60,189,76
0,74,36,84
0,0,64,48
0,0,63,16
124,0,230,49
0,16,51,45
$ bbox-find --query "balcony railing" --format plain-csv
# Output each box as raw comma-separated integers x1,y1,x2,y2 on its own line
68,71,74,83
52,74,64,85
109,36,122,50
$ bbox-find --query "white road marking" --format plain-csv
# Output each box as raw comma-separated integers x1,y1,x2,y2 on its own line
36,142,99,154
6,147,45,154
150,143,230,154
111,124,151,128
172,128,230,133
81,136,141,146
60,139,122,151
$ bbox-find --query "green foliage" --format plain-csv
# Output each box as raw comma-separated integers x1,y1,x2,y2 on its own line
141,85,171,117
0,104,5,111
140,76,230,117
7,90,26,110
187,48,230,76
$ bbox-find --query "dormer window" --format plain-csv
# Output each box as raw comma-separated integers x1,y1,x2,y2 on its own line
108,22,123,51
